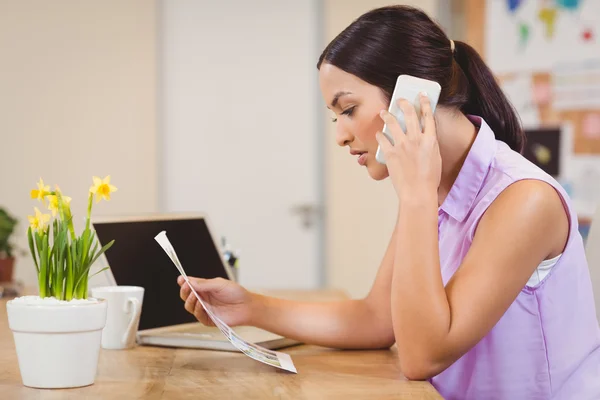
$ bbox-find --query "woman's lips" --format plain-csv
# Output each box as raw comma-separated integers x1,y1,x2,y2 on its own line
358,153,367,166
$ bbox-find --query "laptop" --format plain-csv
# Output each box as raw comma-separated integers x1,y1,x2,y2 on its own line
90,213,299,351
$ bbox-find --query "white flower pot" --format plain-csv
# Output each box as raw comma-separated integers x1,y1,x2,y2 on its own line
6,296,108,389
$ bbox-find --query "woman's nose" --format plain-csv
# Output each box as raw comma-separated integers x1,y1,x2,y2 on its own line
335,124,353,147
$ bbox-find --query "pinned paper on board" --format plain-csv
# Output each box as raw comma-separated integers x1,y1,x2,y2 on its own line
572,164,600,212
582,113,600,139
532,80,552,105
500,73,540,127
552,60,600,111
560,110,600,154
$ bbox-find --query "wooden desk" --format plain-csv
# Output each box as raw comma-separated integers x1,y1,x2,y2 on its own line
0,290,442,400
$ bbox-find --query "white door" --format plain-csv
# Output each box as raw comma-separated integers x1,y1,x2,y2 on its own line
160,1,323,289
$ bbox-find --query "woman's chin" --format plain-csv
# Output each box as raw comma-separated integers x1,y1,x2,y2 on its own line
366,163,389,181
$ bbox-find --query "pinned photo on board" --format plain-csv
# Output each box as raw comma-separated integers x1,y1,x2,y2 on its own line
523,128,562,177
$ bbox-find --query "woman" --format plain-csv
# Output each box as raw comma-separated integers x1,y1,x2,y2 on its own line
178,6,600,399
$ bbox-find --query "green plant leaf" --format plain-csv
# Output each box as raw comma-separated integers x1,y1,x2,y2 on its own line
76,236,84,270
64,239,73,301
73,239,114,293
80,229,92,269
88,241,99,266
27,227,39,273
88,239,114,269
88,266,110,279
35,230,43,258
39,233,49,298
55,224,67,300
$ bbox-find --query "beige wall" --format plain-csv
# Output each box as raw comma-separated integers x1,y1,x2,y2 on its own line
1,0,445,295
0,0,158,287
322,1,440,298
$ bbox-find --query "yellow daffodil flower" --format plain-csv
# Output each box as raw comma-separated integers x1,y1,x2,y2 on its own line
30,178,50,203
46,194,72,217
28,207,51,233
89,175,118,203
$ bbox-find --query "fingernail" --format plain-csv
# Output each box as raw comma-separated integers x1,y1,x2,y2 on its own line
420,91,428,98
379,110,386,118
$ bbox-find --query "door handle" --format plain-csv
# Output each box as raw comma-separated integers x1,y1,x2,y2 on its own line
290,204,321,229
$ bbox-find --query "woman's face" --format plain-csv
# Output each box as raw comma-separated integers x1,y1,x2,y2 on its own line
318,63,389,180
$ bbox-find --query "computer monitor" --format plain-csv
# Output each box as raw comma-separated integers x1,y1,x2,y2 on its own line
91,214,232,331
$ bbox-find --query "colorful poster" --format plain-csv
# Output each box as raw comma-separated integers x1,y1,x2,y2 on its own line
486,0,599,73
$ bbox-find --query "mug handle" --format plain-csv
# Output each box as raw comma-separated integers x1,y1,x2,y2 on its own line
122,297,142,346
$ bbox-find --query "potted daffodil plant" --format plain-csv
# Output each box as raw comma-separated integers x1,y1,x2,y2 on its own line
6,176,117,389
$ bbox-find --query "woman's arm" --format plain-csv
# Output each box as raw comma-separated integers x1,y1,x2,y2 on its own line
391,180,568,380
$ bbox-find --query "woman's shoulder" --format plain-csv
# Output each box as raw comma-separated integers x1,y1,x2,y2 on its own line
466,143,573,235
491,142,549,178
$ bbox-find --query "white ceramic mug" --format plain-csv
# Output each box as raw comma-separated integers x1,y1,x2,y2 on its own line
91,286,144,350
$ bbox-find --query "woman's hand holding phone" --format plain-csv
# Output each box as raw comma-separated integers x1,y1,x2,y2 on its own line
376,93,442,202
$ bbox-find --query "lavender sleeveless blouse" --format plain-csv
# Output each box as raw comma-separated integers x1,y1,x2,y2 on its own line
429,116,600,399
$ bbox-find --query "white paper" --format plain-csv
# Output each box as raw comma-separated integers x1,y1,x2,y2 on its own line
570,161,600,218
553,59,600,111
500,73,540,128
154,231,297,373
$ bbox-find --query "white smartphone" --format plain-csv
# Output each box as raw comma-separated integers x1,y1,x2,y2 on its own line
375,75,442,164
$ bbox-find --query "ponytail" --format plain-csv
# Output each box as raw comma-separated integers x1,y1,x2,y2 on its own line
453,41,525,153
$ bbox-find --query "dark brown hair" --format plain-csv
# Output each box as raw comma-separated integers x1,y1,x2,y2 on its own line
317,5,525,153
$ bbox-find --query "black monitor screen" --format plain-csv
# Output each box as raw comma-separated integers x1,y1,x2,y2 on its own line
92,217,229,330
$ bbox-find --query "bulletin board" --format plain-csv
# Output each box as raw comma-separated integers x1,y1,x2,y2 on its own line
469,0,600,238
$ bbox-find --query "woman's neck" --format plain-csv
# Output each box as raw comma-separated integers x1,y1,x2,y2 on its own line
435,109,478,207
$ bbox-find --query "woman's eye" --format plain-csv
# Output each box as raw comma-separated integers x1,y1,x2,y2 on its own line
330,106,355,123
341,106,355,117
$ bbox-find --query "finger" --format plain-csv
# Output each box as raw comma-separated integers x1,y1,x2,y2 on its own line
379,110,405,145
181,277,226,302
194,301,214,326
187,290,213,326
184,291,198,315
375,131,394,154
397,98,420,138
189,277,227,293
177,275,185,286
419,92,435,136
180,281,191,301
